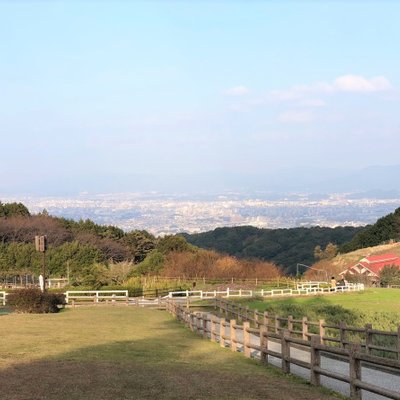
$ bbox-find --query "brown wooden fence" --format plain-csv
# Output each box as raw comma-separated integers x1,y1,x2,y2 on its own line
166,299,400,400
215,298,400,360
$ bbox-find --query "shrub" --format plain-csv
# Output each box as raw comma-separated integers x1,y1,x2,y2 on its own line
7,288,65,313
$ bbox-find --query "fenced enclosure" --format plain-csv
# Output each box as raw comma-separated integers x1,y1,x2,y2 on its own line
215,298,400,360
167,282,364,299
0,274,37,289
167,300,400,400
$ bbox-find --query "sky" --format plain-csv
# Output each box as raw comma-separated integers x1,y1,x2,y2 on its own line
1,1,399,195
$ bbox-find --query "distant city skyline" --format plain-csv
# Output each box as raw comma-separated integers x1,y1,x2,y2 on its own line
2,191,400,236
1,1,399,195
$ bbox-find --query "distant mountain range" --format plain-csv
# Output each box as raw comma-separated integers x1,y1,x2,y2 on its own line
1,165,400,196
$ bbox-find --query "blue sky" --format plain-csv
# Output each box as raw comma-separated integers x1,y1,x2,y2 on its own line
1,1,399,194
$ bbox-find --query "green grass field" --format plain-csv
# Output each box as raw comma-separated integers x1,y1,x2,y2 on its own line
236,289,400,331
0,307,339,400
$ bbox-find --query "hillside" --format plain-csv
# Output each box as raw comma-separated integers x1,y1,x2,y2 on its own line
305,242,400,281
0,202,282,284
340,207,400,253
183,225,364,274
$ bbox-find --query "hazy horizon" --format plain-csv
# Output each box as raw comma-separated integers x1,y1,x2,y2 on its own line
1,1,400,197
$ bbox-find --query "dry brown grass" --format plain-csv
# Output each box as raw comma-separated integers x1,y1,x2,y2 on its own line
0,307,339,400
305,242,400,280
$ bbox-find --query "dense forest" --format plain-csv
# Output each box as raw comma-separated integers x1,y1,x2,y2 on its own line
340,207,400,253
183,225,364,274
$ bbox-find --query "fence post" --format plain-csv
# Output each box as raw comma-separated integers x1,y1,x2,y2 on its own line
310,335,321,386
319,319,325,344
275,316,280,334
260,326,268,364
230,320,237,352
196,313,202,334
219,318,226,348
189,313,194,332
397,326,400,361
287,315,293,334
243,321,251,358
281,329,290,374
339,322,347,348
254,310,259,327
365,323,372,355
263,311,269,328
210,315,216,342
302,317,308,340
202,313,208,339
349,344,362,400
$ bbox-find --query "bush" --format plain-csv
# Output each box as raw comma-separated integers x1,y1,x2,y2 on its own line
7,288,65,313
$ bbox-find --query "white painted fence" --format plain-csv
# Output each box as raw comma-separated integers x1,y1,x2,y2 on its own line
65,290,129,305
0,291,6,306
167,283,364,299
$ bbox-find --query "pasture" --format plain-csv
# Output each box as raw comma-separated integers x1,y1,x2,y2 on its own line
235,288,400,330
0,307,339,400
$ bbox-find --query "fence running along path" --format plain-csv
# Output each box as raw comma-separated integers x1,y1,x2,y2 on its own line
167,282,365,299
166,299,400,400
215,298,400,361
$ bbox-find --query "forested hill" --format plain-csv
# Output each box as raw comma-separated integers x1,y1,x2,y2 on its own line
183,226,364,274
340,207,400,253
0,202,157,278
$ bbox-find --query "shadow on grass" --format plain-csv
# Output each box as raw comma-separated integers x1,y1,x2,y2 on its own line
0,321,337,400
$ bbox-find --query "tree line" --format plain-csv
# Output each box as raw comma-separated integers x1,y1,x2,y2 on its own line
183,225,364,274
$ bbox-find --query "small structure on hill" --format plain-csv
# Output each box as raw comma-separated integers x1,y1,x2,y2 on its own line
340,253,400,282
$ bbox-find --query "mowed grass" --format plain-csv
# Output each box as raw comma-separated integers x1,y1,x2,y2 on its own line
237,289,400,330
0,307,339,400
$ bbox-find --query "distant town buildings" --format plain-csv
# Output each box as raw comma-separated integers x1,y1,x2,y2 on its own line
1,192,400,236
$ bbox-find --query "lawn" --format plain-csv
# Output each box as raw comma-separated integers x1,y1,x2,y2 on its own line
0,307,339,400
236,288,400,330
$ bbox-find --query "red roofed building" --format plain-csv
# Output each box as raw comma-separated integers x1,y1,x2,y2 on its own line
340,253,400,279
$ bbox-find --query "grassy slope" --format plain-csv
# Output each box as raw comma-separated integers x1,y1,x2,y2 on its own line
238,289,400,331
306,242,400,279
0,307,338,400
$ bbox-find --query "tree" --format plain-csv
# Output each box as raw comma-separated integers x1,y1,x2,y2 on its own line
133,250,165,276
314,242,338,260
156,235,194,254
123,230,156,262
379,266,400,287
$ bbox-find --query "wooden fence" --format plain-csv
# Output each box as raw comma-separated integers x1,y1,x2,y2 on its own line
166,300,400,400
167,283,364,299
65,290,129,305
216,298,400,360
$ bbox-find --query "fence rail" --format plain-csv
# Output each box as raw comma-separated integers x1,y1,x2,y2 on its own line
167,300,400,400
167,283,364,299
65,290,129,305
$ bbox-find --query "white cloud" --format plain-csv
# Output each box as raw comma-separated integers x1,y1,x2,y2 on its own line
278,110,314,123
333,75,391,92
270,74,392,102
225,85,250,96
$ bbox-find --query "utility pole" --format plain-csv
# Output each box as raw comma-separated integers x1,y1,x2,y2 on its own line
35,235,48,292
